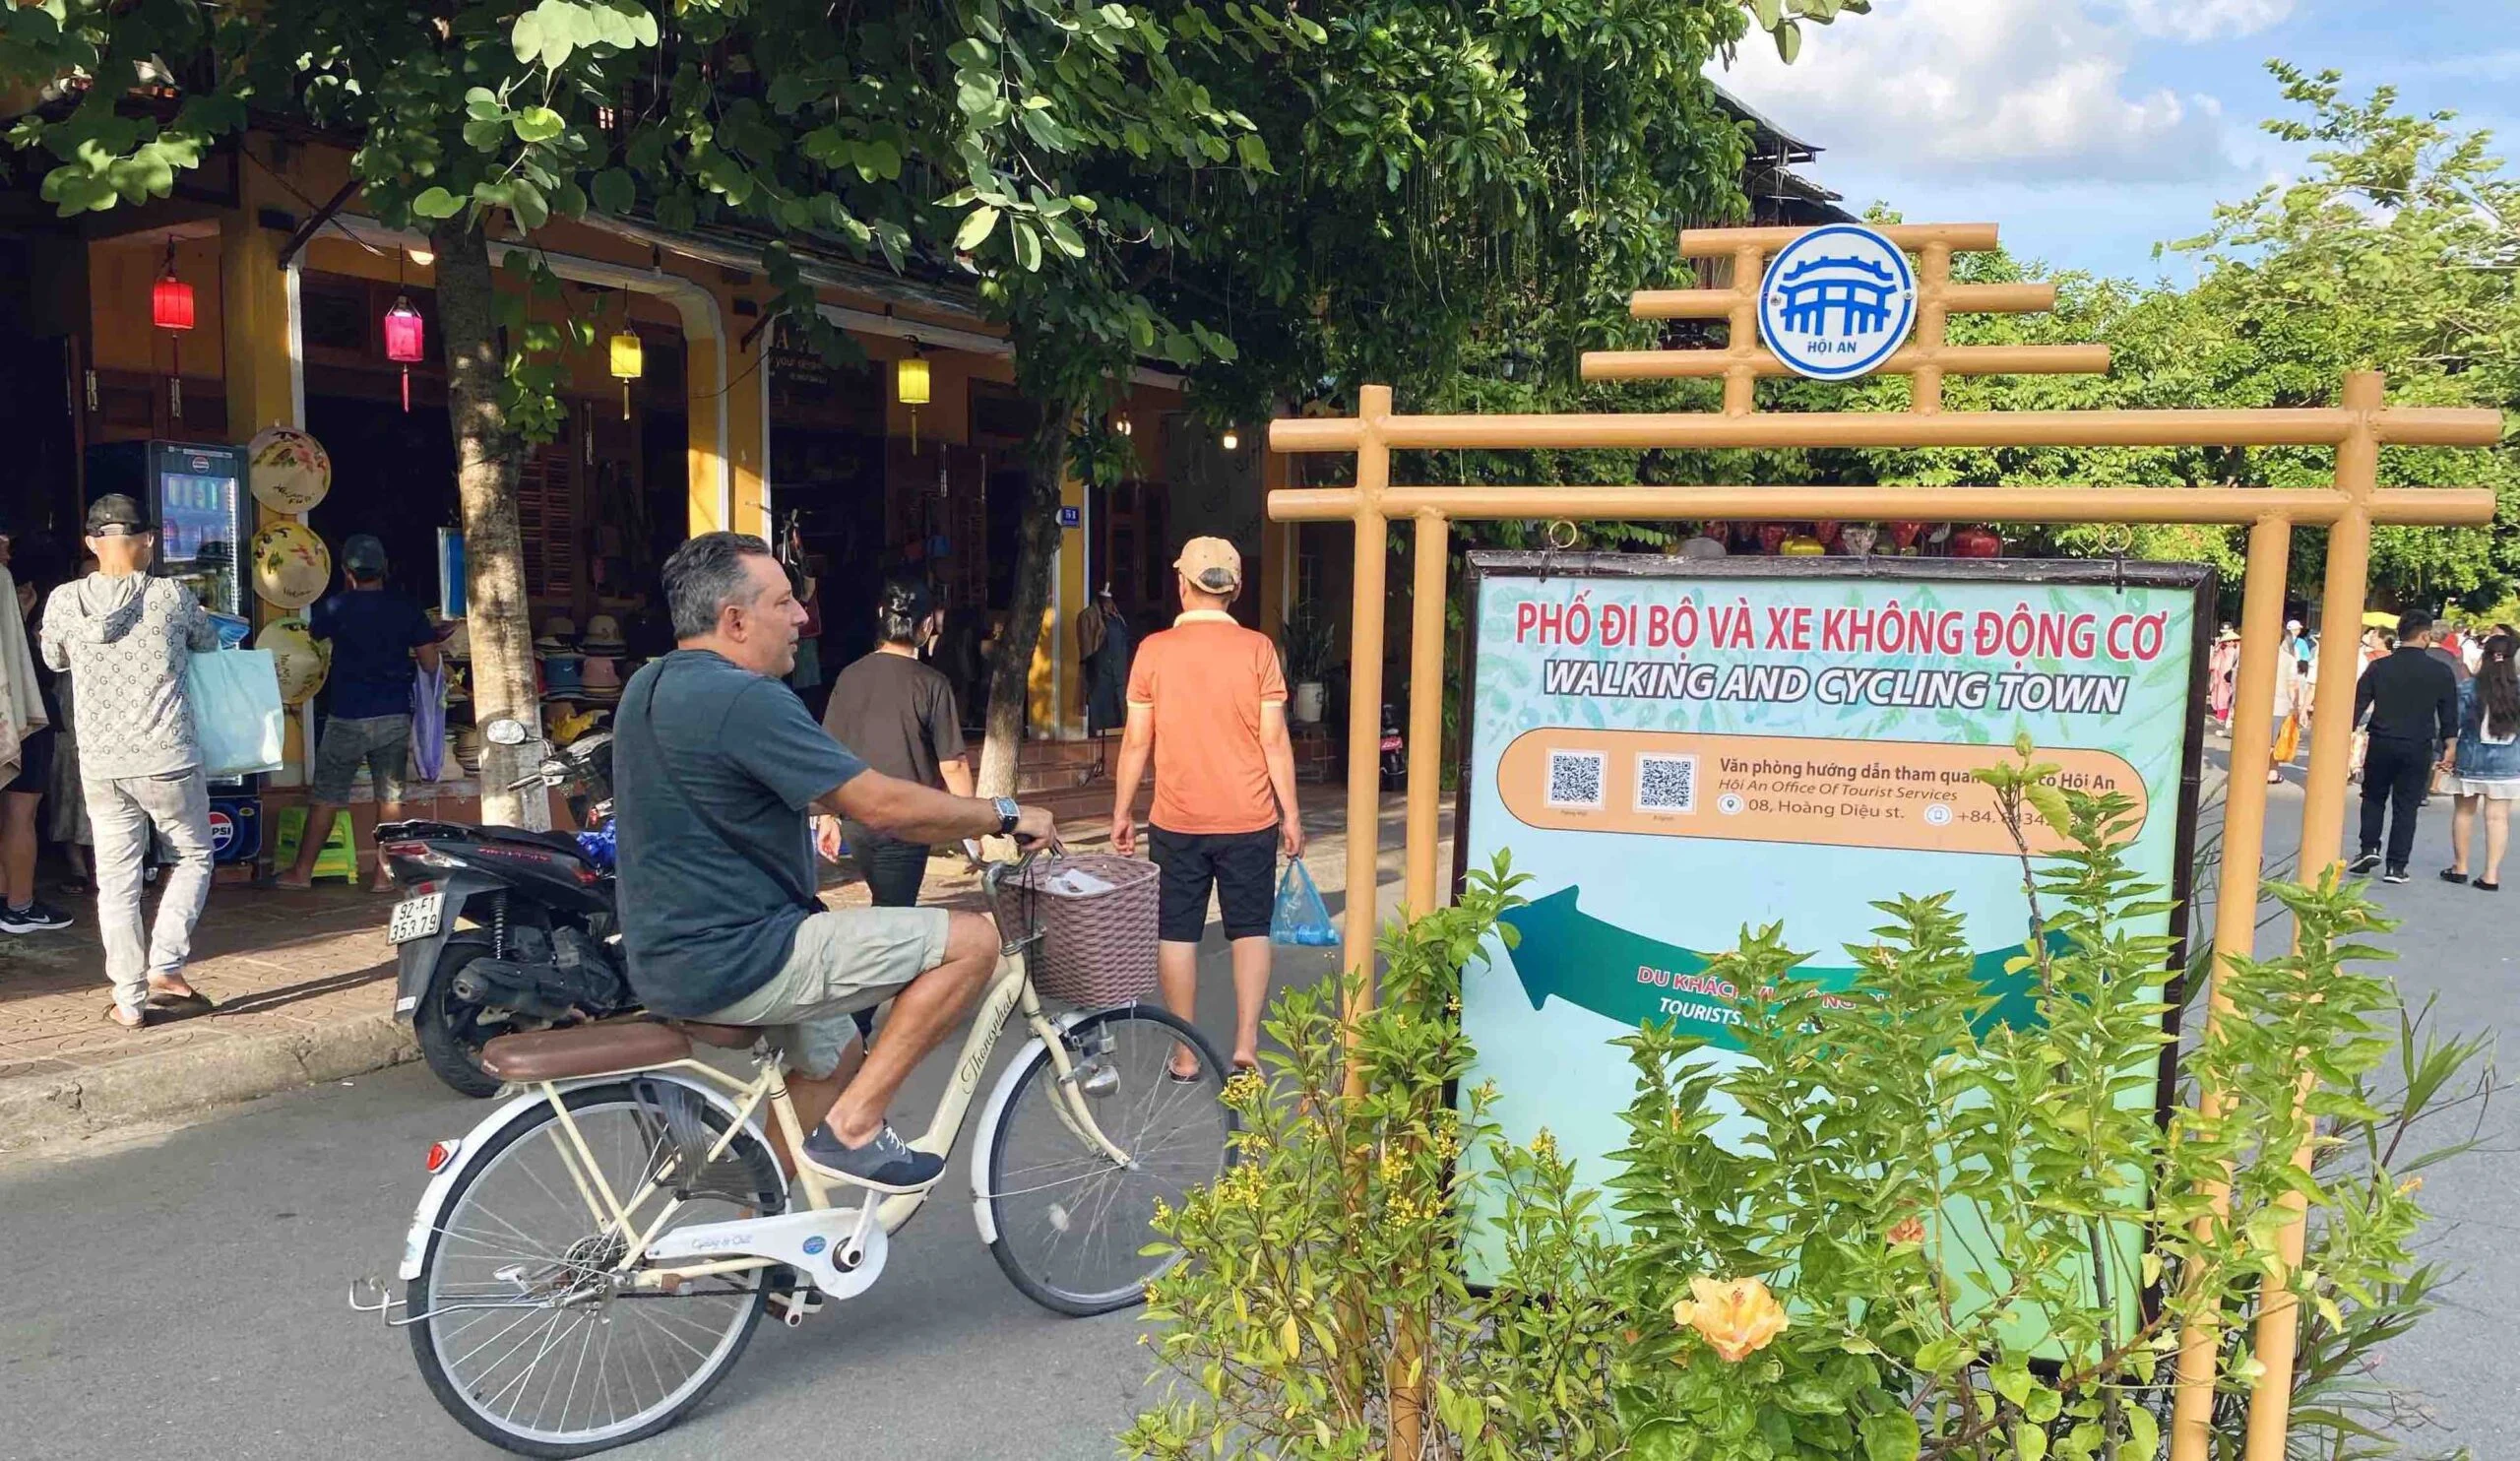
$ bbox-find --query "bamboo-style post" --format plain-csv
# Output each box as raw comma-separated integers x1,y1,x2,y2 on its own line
2166,514,2292,1455
1405,509,1450,913
1341,385,1394,1082
2241,370,2382,1458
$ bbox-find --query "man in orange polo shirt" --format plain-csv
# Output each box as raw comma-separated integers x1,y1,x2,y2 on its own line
1111,537,1303,1076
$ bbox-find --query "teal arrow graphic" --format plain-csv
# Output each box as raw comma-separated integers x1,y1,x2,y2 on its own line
1496,887,2060,1053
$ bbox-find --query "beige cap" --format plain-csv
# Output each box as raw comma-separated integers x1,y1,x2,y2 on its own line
1174,537,1243,595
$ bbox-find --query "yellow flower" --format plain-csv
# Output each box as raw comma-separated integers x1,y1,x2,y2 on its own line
1671,1276,1790,1364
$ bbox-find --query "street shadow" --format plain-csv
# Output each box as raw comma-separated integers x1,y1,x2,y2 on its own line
205,962,397,1017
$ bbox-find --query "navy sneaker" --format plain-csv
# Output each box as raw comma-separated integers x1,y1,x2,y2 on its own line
2348,852,2382,875
0,900,73,934
799,1122,943,1193
2382,865,2411,884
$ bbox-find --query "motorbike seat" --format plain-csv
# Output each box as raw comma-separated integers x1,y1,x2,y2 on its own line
479,1020,692,1082
482,827,593,855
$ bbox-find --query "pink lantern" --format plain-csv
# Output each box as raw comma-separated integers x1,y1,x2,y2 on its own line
384,296,425,412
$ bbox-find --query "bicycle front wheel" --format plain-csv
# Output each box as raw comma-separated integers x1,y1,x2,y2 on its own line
983,1003,1234,1316
408,1083,784,1458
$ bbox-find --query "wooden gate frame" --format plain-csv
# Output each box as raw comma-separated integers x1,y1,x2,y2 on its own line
1265,222,2502,1459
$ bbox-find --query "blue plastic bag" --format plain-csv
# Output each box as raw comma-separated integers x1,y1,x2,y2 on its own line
1270,859,1338,947
188,648,285,779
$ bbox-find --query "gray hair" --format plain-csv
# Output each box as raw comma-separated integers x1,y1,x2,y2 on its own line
662,532,775,640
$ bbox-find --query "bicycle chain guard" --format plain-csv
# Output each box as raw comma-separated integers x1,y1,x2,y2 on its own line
644,1203,890,1301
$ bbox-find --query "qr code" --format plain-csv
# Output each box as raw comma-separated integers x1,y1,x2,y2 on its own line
1545,750,1606,809
1635,754,1698,813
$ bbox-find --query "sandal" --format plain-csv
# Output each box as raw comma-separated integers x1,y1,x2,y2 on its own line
2477,879,2501,892
144,986,216,1016
2440,868,2471,884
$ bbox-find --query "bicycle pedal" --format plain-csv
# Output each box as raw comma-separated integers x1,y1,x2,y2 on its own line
771,1288,825,1328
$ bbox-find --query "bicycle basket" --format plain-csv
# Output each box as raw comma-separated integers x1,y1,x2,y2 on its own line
989,854,1161,1006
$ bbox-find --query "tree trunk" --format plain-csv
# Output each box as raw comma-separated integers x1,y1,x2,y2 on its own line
975,412,1073,799
434,222,547,830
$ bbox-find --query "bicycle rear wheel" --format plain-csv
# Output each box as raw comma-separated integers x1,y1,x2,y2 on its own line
408,1083,785,1457
982,1004,1234,1316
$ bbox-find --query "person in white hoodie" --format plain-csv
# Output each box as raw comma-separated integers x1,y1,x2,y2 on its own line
38,495,220,1028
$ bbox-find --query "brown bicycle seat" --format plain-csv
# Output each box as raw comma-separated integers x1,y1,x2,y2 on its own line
479,1021,693,1082
672,1021,762,1049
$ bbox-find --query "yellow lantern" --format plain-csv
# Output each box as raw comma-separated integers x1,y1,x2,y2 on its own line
608,329,643,420
897,350,931,451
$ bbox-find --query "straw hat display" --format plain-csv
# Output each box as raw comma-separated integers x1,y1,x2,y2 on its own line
580,614,626,653
248,521,333,608
255,617,331,706
245,426,333,514
536,616,579,654
540,654,586,698
579,656,622,701
453,724,484,775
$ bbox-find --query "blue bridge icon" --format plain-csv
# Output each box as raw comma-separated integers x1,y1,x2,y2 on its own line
1772,253,1901,338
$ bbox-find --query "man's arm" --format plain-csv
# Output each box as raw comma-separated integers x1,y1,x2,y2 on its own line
2436,667,2462,753
938,757,975,798
1260,701,1303,857
180,589,217,652
35,591,67,671
817,768,1049,847
1109,704,1154,856
2353,662,2378,730
415,641,443,674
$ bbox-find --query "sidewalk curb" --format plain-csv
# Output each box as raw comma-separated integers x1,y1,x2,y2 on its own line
0,1011,416,1155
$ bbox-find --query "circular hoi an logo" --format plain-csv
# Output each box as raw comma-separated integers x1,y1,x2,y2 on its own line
1756,223,1917,381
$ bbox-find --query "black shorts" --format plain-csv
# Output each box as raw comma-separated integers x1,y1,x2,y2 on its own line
1149,825,1277,943
4,726,54,794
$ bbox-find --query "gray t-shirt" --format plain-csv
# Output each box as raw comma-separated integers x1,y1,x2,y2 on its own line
614,650,869,1016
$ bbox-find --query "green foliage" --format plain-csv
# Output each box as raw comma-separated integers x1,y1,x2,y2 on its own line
1125,855,1631,1460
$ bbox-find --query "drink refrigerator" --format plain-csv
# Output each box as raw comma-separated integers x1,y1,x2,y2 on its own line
84,439,248,619
82,440,262,858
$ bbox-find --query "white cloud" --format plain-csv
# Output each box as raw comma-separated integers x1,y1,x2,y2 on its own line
1719,0,2245,186
2115,0,2294,42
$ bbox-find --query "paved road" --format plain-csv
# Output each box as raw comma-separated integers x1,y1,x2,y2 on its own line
0,929,1347,1461
2,761,2511,1458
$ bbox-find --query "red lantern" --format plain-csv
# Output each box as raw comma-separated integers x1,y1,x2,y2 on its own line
152,270,196,332
1887,520,1926,550
1951,526,2003,558
384,296,425,412
1756,523,1790,555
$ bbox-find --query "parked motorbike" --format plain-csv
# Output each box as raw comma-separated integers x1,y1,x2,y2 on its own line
1379,702,1406,791
381,719,636,1098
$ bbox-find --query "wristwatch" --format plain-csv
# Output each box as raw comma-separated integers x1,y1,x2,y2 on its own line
992,796,1022,836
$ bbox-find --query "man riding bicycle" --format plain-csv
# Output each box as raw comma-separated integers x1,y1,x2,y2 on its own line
613,532,1056,1193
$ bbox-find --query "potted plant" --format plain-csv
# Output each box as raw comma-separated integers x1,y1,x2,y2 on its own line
1281,605,1335,724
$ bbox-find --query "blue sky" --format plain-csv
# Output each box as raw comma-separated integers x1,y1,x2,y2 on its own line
1715,0,2518,284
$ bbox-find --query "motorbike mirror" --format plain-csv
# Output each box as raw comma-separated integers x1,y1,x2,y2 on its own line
483,719,531,747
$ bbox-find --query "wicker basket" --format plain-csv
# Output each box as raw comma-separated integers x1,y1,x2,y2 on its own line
989,854,1162,1006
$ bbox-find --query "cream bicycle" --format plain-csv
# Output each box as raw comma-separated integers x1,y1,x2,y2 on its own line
351,858,1232,1457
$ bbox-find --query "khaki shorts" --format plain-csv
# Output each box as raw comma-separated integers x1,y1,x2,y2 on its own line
702,906,951,1079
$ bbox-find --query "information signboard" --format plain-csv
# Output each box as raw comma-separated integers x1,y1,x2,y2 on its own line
1454,554,2210,1287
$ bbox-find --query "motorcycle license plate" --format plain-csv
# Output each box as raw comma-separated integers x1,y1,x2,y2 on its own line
387,894,446,945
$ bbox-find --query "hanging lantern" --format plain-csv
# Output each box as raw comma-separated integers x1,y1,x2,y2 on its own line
608,329,643,420
1220,427,1240,451
896,347,931,453
152,270,196,333
154,247,195,420
383,296,425,413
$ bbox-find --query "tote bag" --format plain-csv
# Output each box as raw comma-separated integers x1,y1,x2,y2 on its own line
189,648,287,779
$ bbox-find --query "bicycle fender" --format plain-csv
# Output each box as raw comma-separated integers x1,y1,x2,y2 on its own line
396,1071,773,1281
968,1010,1092,1245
